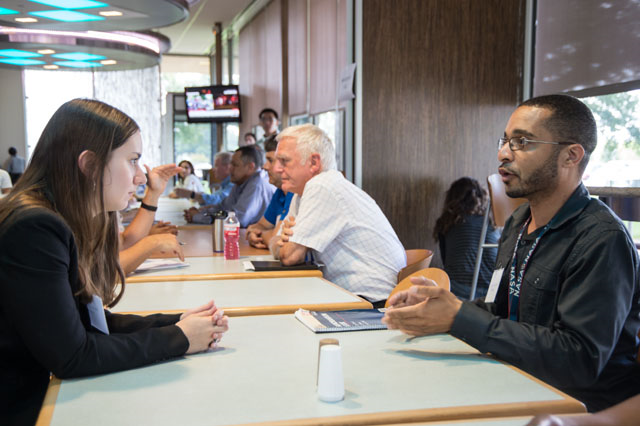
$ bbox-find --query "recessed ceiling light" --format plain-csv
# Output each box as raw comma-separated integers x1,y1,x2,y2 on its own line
99,11,123,17
15,17,39,23
29,10,104,23
37,49,56,54
43,64,59,69
100,59,116,65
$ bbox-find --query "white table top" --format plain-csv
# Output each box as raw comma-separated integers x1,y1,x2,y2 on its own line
113,276,369,315
41,315,583,426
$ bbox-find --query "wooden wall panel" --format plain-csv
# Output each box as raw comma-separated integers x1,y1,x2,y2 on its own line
264,0,283,113
239,0,282,136
362,0,525,252
309,0,348,114
287,0,307,116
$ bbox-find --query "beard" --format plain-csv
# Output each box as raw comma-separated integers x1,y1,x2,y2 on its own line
504,148,561,199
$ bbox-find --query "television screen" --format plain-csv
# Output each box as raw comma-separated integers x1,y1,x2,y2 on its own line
184,85,241,123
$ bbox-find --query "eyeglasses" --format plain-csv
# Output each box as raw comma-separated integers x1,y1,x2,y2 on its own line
498,136,575,151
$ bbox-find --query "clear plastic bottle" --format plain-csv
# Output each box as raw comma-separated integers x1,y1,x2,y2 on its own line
223,211,240,260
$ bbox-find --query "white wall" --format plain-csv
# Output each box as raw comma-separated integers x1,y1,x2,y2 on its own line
0,68,27,168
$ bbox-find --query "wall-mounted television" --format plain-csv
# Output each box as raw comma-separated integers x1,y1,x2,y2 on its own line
184,85,241,123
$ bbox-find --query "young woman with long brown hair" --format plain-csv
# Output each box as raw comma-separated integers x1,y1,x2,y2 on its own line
433,177,500,299
0,99,228,425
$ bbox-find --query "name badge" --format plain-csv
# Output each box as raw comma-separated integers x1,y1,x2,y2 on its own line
87,295,109,335
484,268,504,304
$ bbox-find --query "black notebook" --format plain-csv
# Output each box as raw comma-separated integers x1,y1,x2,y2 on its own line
249,260,323,271
295,309,387,333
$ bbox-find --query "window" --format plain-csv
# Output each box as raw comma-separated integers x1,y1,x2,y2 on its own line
581,89,640,188
223,122,240,151
24,70,92,158
314,110,344,172
160,55,210,93
580,89,640,245
173,121,212,179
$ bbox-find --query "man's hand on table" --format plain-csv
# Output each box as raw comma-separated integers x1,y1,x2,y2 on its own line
382,276,463,336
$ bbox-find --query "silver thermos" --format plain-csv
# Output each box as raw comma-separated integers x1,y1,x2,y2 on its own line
212,210,227,253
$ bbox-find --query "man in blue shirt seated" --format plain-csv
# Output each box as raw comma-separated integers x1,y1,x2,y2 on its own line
246,136,294,248
184,145,275,227
173,152,234,205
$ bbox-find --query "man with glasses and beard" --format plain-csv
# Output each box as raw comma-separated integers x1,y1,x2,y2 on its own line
383,94,640,413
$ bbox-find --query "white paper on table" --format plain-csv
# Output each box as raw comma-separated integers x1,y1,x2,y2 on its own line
133,258,190,274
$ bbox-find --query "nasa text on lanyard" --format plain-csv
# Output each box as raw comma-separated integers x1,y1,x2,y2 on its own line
507,217,551,321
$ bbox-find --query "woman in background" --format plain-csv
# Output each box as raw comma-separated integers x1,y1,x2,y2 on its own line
433,177,499,299
0,99,228,425
174,159,204,193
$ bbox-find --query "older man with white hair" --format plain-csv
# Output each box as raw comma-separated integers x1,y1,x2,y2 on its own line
270,124,406,306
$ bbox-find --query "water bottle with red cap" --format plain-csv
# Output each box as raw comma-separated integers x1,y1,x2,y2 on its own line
223,211,240,260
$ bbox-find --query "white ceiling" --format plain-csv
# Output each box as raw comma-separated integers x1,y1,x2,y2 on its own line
155,0,254,56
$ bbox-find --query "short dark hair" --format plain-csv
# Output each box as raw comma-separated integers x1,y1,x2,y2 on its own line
264,134,279,152
519,94,597,172
8,147,17,156
235,145,263,169
259,108,279,120
244,132,256,140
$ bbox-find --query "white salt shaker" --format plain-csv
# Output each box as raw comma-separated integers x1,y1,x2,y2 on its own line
317,339,345,402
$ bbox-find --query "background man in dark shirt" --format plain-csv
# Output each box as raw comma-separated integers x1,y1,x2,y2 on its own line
383,94,640,412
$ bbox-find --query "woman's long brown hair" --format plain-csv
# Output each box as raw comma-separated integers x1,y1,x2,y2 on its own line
433,177,489,242
0,99,139,307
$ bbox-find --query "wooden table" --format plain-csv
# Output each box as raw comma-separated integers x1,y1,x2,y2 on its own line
113,277,371,316
135,197,269,257
169,226,268,257
383,418,534,425
37,315,585,426
128,255,322,283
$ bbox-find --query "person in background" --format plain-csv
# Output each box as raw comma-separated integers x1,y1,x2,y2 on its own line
0,168,12,197
270,124,406,306
171,160,204,195
184,145,275,227
433,177,500,299
240,132,257,147
257,108,279,149
383,94,640,412
173,152,234,205
246,135,294,248
4,146,25,184
119,163,184,275
0,99,228,425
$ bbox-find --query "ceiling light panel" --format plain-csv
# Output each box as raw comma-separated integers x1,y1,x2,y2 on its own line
28,0,108,9
0,48,42,58
0,7,19,15
29,10,105,22
0,58,45,66
52,51,105,60
54,60,103,68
